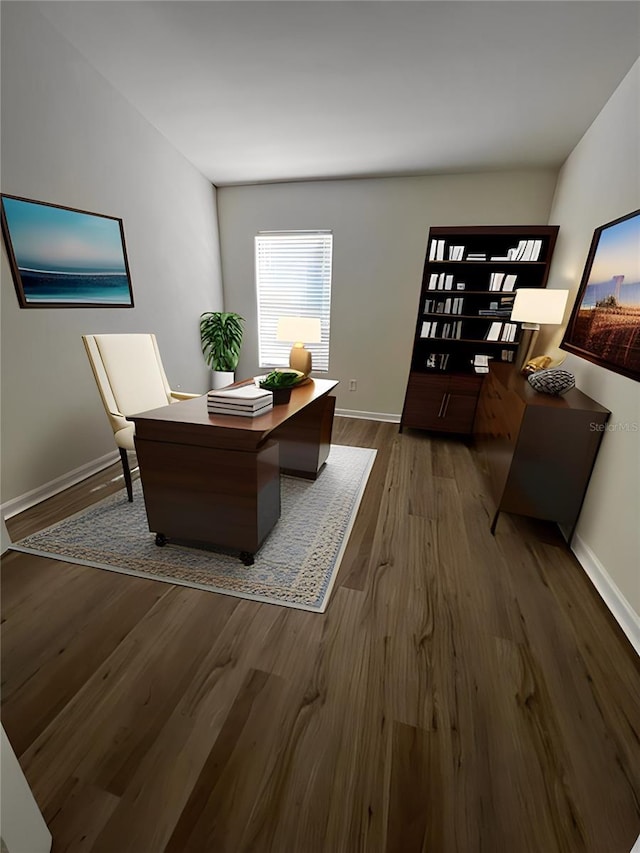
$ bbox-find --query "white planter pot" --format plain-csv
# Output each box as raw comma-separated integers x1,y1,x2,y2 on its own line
211,370,234,390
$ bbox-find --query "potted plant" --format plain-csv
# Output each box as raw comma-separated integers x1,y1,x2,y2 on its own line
258,369,306,404
200,311,245,389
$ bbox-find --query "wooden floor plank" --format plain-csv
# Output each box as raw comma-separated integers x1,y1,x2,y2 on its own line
1,423,639,853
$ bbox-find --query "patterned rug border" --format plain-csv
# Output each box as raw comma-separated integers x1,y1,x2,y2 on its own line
10,445,377,613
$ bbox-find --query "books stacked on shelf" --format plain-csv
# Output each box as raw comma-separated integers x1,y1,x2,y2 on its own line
485,321,518,342
427,272,455,291
477,295,515,317
426,352,450,371
207,385,273,417
424,296,465,315
489,272,518,291
501,350,515,363
448,245,465,260
428,239,446,261
466,252,487,261
473,354,491,374
421,320,463,339
490,239,542,261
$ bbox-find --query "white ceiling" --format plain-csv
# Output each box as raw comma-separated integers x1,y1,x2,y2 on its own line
37,1,640,187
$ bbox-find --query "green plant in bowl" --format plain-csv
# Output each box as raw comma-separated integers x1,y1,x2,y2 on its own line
258,369,305,390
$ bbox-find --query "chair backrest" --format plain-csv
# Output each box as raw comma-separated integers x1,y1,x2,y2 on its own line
83,334,173,436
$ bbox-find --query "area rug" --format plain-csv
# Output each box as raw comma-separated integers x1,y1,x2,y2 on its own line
11,444,376,613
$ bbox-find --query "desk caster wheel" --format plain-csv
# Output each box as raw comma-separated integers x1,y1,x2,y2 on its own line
239,551,254,566
155,533,167,547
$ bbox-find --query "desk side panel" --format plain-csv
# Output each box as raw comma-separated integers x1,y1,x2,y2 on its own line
135,438,280,553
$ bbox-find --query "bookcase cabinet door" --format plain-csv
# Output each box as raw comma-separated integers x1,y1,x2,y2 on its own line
401,374,449,431
400,373,482,434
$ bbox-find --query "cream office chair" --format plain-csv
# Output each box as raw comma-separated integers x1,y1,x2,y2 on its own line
82,334,199,501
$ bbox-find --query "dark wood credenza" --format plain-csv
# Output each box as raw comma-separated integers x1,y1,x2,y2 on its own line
474,364,610,540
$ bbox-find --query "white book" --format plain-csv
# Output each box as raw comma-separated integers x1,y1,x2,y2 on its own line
514,240,527,260
531,239,542,260
438,273,446,290
486,322,502,341
521,240,534,261
445,298,452,313
208,385,272,402
490,272,505,291
444,274,454,291
208,403,273,418
436,240,445,261
428,273,438,290
429,240,437,261
502,274,517,292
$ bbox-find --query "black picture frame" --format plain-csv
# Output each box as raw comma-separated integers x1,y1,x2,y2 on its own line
561,209,640,382
1,194,134,308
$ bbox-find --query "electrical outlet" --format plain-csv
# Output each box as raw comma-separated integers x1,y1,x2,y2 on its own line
349,379,357,391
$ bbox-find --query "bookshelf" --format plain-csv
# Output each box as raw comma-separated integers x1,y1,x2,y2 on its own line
400,224,559,434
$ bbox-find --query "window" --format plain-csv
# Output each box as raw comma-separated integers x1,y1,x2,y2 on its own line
255,231,333,371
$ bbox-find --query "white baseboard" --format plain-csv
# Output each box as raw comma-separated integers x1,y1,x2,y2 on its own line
1,451,121,520
335,408,401,423
572,534,640,657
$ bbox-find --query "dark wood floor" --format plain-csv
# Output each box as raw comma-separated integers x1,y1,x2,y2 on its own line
2,417,639,853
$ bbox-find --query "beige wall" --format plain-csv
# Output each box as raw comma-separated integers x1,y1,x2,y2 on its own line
217,171,557,415
1,4,223,504
543,60,640,619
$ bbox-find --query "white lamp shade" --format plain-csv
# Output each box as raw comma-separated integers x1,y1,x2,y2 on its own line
511,289,569,325
277,316,322,344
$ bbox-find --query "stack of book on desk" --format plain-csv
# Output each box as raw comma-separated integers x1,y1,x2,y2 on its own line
207,385,273,417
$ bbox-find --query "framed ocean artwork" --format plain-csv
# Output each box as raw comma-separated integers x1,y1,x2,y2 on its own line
561,209,640,382
1,194,134,308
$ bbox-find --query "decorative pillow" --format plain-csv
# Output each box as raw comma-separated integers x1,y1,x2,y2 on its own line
527,368,576,396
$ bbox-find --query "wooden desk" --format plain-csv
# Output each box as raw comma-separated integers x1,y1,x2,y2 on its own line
474,364,609,540
131,379,338,562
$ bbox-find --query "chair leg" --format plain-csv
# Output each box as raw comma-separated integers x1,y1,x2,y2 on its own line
119,447,133,502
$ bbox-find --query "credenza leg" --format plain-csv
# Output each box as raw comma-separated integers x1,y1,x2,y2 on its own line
155,532,167,547
490,511,499,536
239,551,254,567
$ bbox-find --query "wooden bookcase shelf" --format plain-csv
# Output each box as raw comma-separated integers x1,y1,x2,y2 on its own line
400,224,559,435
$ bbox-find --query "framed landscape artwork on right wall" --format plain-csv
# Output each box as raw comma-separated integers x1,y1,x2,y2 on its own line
561,209,640,381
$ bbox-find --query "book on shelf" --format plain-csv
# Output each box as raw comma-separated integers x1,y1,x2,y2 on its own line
486,321,502,341
421,321,439,338
489,272,505,291
429,239,446,261
473,354,491,374
466,252,487,261
489,271,517,292
501,322,517,342
501,349,515,362
448,245,465,261
426,352,450,371
444,274,454,290
509,239,542,261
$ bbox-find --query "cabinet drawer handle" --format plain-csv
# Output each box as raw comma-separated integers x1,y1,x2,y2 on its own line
441,393,451,419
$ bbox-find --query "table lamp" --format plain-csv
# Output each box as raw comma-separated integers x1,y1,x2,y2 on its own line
277,316,322,376
511,289,569,368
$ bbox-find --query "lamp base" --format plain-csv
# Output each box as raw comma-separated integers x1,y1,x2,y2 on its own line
290,343,312,376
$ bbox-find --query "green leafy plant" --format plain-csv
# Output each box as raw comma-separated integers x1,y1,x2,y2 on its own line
200,312,245,372
259,369,305,390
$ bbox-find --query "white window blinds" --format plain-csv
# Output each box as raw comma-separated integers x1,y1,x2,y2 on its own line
255,231,333,371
